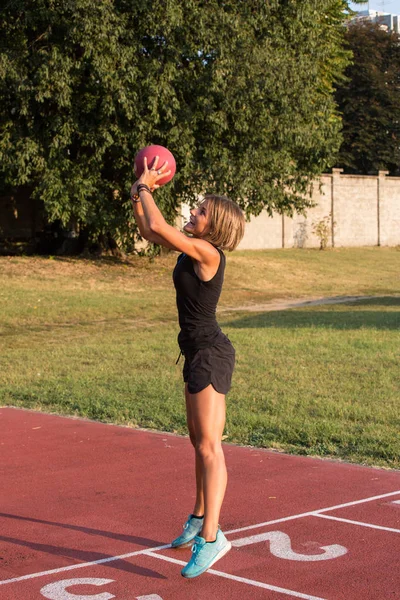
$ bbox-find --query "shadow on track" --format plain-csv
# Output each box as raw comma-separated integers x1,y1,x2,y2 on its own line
0,512,165,551
0,534,167,579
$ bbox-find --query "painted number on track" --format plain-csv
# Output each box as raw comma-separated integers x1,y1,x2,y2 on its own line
232,530,348,561
40,578,164,600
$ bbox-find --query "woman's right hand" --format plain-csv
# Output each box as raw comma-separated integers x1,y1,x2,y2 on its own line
131,179,160,198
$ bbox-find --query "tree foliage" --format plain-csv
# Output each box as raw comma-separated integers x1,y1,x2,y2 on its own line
335,20,400,176
0,0,355,250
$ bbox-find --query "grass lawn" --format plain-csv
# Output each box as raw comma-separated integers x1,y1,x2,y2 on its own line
1,247,399,468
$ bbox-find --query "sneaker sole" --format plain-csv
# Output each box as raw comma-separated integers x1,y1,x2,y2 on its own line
171,538,194,549
181,541,232,578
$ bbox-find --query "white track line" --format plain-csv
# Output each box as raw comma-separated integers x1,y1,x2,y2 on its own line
226,489,400,535
1,489,399,587
315,514,400,534
145,551,327,600
0,544,170,586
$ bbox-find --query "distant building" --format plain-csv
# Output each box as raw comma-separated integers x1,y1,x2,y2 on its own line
351,9,400,33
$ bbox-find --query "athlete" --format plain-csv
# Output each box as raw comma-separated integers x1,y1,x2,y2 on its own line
131,156,245,578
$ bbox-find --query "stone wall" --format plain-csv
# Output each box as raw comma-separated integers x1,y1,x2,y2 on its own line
380,175,400,246
235,170,400,250
2,170,399,251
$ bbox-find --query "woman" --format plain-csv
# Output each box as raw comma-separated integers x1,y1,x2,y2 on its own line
131,156,245,578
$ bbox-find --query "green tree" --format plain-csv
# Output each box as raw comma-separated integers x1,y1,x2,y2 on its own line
335,19,400,175
0,1,355,251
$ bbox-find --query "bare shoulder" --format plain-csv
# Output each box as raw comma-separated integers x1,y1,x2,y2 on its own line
190,237,220,265
191,241,222,282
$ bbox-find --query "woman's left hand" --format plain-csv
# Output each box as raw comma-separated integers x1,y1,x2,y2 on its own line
136,156,171,191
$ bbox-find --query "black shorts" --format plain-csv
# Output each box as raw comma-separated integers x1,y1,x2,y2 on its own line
182,337,236,395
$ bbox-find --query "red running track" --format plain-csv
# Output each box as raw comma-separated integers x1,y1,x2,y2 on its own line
0,407,399,600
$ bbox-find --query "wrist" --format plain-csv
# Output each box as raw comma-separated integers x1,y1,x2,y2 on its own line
137,183,151,195
131,192,140,203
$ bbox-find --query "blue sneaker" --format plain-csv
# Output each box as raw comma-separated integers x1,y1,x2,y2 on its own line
181,529,231,578
171,515,204,548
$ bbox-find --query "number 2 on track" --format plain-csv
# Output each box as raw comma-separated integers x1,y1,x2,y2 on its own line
40,578,164,600
232,530,348,561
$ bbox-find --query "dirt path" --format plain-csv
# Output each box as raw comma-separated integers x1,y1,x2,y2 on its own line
219,295,400,313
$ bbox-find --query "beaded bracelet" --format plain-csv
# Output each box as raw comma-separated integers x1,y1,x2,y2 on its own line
137,183,151,194
131,192,140,203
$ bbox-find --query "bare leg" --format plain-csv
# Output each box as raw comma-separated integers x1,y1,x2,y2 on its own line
185,384,204,516
187,383,227,542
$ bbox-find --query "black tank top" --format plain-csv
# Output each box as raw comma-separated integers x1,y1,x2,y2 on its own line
172,247,226,353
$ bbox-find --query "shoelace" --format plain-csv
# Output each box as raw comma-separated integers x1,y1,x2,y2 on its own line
184,516,200,531
191,543,199,555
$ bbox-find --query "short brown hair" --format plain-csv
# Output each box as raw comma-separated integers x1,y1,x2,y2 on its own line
202,195,245,251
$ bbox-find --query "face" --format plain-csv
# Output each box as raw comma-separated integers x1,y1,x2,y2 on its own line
183,200,211,238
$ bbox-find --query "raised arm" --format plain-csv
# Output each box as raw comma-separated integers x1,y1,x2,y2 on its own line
130,181,179,250
134,157,219,267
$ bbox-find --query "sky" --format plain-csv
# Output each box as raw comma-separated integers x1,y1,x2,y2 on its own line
349,0,400,14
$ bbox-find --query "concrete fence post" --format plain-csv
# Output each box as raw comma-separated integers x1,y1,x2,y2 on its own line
378,171,389,247
331,169,343,248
